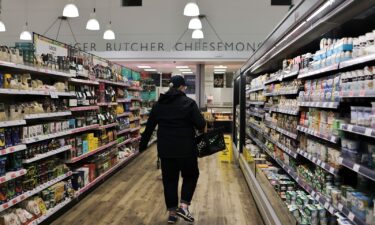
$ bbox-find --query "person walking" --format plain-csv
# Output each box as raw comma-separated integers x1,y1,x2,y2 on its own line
139,75,206,224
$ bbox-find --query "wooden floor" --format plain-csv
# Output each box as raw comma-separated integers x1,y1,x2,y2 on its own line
52,145,264,225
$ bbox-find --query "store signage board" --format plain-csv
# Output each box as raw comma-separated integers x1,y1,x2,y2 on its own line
33,33,68,57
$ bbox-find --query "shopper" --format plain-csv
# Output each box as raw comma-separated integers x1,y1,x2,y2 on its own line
139,75,206,224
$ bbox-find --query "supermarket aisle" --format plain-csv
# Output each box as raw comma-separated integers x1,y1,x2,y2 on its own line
52,145,264,225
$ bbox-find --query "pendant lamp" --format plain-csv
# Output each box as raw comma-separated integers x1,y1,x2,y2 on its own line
103,22,115,40
63,0,79,18
20,22,32,40
184,2,199,17
188,17,202,29
192,29,204,39
86,8,100,30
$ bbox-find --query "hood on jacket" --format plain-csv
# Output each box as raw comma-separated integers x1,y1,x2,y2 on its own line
158,89,186,104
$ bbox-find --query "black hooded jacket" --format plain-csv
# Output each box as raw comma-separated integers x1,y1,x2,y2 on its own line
139,89,206,158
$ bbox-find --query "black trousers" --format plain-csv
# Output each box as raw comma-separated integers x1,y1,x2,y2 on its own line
160,157,200,211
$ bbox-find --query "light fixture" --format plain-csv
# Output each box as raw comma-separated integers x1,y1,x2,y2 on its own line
144,69,157,72
0,20,5,32
86,8,100,30
103,21,115,40
188,17,202,30
306,0,335,22
63,0,79,18
176,66,189,69
215,69,226,72
184,2,199,17
192,29,204,39
20,22,32,40
214,65,227,69
179,69,191,72
137,66,151,69
182,71,193,74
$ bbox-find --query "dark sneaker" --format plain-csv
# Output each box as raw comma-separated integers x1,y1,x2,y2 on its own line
176,207,195,222
168,214,178,224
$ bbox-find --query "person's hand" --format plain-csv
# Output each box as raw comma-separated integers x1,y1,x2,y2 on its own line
203,123,208,133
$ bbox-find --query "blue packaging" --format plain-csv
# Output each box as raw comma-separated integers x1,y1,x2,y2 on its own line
82,140,89,153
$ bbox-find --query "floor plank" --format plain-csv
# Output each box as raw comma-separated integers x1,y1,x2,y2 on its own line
51,145,264,225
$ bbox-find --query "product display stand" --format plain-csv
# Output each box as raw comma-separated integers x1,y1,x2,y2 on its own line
234,1,375,225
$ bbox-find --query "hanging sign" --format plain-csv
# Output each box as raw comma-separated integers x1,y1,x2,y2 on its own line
33,33,68,57
214,74,224,88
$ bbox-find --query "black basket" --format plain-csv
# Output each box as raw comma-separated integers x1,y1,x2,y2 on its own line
195,128,226,158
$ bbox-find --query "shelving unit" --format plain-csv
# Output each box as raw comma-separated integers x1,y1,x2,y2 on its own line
236,1,375,225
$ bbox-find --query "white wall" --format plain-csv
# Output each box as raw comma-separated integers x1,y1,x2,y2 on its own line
205,72,233,105
0,0,289,59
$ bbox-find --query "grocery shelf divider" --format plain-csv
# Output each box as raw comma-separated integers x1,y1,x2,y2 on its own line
69,78,99,85
117,128,131,135
0,120,26,128
70,106,99,112
297,125,339,144
0,169,27,184
247,111,264,119
263,89,299,96
269,108,299,116
24,111,72,120
117,112,131,118
265,122,298,140
339,53,375,69
98,79,129,87
246,87,264,93
66,141,117,163
97,122,118,130
338,157,375,182
340,90,375,98
297,64,339,79
23,145,72,164
340,123,375,138
297,148,339,175
117,138,133,148
0,144,27,156
297,101,339,109
0,60,75,78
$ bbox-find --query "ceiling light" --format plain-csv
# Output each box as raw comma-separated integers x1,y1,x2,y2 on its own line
20,23,32,40
86,8,100,30
179,69,191,72
184,2,200,17
63,1,79,18
188,17,202,30
144,69,157,72
0,20,5,32
192,29,204,39
103,22,115,40
137,66,151,69
214,65,227,69
182,71,193,74
176,66,189,69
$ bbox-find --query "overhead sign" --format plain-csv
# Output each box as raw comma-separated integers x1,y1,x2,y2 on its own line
33,33,68,56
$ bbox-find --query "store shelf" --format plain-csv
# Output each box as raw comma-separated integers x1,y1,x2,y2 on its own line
0,144,27,156
297,64,339,79
117,138,133,148
247,101,265,106
129,107,140,111
97,102,118,106
266,123,298,140
264,77,280,85
338,157,375,182
264,89,299,96
98,79,129,87
336,202,367,225
76,153,138,197
275,142,298,158
30,198,72,225
340,90,375,98
97,122,118,130
297,101,339,109
130,127,141,132
246,87,264,93
340,124,375,138
129,118,140,123
69,78,99,85
247,111,264,118
0,89,75,97
0,120,26,128
23,145,72,164
67,141,117,163
140,120,147,125
297,125,340,144
70,106,99,112
0,171,72,212
297,149,339,175
117,112,131,118
269,108,299,116
0,169,27,184
339,54,375,69
132,136,141,142
70,124,100,134
282,69,299,79
24,111,71,120
248,122,263,134
117,128,131,135
0,60,75,78
117,98,131,103
22,130,71,144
